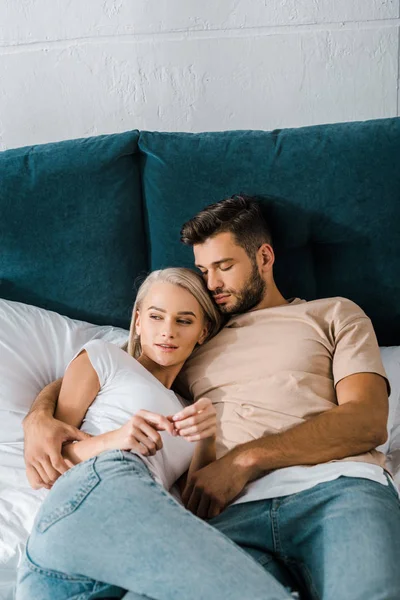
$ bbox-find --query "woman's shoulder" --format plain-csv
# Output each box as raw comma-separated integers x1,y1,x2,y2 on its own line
81,339,134,371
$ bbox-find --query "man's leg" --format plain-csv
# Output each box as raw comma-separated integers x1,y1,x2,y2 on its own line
276,475,400,600
210,501,306,598
20,450,292,600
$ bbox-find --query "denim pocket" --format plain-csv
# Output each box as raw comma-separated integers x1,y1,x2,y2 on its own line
36,458,100,533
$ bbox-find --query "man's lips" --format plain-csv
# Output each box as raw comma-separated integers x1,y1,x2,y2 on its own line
213,294,231,304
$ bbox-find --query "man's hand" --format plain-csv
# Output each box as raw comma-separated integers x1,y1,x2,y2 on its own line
23,412,91,490
171,398,217,442
182,450,251,519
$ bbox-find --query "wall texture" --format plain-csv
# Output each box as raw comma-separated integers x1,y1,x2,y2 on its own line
0,1,399,150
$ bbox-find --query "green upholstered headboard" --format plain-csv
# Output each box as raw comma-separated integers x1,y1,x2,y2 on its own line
1,118,399,345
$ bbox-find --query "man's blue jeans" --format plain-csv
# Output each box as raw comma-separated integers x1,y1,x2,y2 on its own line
210,471,400,599
16,450,292,600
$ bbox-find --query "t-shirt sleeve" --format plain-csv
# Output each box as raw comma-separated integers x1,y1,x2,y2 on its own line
332,316,390,394
65,339,116,388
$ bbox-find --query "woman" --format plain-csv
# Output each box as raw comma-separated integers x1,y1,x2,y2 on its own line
16,268,291,600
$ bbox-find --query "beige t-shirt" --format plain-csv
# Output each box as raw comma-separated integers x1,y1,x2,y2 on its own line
179,297,388,470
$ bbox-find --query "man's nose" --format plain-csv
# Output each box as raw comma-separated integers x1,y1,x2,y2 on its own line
207,271,223,292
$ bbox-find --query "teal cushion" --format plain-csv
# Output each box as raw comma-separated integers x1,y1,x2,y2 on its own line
0,131,146,328
139,118,400,346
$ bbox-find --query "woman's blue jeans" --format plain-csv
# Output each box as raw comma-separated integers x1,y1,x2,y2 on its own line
16,450,292,600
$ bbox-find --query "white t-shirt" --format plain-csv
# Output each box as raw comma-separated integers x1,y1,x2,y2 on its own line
69,339,194,491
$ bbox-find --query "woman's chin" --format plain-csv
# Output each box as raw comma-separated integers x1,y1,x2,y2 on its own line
153,351,183,368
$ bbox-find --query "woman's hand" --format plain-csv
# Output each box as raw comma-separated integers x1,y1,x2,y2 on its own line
107,410,175,457
171,398,216,442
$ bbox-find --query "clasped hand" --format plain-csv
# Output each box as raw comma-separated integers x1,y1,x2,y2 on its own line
23,399,216,489
109,399,216,457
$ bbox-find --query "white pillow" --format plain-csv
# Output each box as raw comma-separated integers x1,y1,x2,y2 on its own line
0,298,129,444
377,347,400,455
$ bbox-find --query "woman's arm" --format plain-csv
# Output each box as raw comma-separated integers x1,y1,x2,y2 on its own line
53,350,103,467
54,350,100,427
62,411,175,466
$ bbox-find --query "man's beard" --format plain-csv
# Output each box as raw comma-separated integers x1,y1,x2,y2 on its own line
216,261,266,315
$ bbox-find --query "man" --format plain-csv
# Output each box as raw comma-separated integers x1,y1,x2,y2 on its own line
24,196,400,599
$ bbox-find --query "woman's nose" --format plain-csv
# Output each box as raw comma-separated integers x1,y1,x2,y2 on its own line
161,323,176,338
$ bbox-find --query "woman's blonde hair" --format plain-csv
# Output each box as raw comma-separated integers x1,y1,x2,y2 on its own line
125,268,222,359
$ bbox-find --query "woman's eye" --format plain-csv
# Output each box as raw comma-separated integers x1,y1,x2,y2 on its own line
150,315,162,320
178,320,192,325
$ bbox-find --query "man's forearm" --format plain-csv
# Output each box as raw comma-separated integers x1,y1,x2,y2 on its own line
231,401,386,481
23,378,63,422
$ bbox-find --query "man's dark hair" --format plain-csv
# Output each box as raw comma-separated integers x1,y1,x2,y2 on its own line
180,195,272,258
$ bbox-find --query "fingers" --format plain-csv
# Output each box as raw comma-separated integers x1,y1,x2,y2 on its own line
196,494,211,520
136,410,175,435
173,401,216,440
137,422,163,453
41,456,63,484
66,426,92,441
32,461,53,489
182,481,199,513
175,416,216,441
128,417,163,456
49,452,69,476
26,465,47,490
208,499,223,519
133,429,158,456
173,398,212,422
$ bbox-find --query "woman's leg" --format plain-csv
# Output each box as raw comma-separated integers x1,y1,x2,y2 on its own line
18,450,292,600
17,554,126,600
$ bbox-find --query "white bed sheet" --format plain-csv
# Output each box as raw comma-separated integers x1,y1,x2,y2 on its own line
0,443,47,600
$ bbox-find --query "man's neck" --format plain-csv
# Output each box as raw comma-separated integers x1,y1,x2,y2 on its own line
251,284,289,312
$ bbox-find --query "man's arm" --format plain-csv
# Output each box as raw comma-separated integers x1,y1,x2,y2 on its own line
183,372,388,518
24,378,62,420
23,355,94,490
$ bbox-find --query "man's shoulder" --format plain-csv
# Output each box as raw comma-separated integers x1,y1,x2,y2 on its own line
300,297,370,339
310,296,367,321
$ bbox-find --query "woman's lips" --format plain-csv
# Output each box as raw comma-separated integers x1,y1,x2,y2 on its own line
155,344,178,352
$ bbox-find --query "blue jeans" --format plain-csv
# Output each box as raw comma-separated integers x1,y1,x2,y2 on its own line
209,472,400,599
16,450,292,600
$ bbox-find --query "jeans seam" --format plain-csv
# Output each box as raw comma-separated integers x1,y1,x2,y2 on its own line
271,502,284,557
36,461,101,533
285,557,320,600
24,546,94,583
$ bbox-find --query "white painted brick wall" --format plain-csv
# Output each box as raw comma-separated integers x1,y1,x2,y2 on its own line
0,1,399,150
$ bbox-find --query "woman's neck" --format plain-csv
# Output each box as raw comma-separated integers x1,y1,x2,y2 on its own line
136,354,181,389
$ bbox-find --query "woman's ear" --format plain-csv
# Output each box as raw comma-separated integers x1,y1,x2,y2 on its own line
135,310,141,336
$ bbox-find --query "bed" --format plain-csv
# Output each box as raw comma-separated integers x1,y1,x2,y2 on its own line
1,117,400,598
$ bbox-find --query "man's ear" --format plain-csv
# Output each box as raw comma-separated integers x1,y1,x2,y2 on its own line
258,243,275,272
135,310,141,336
197,325,209,346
